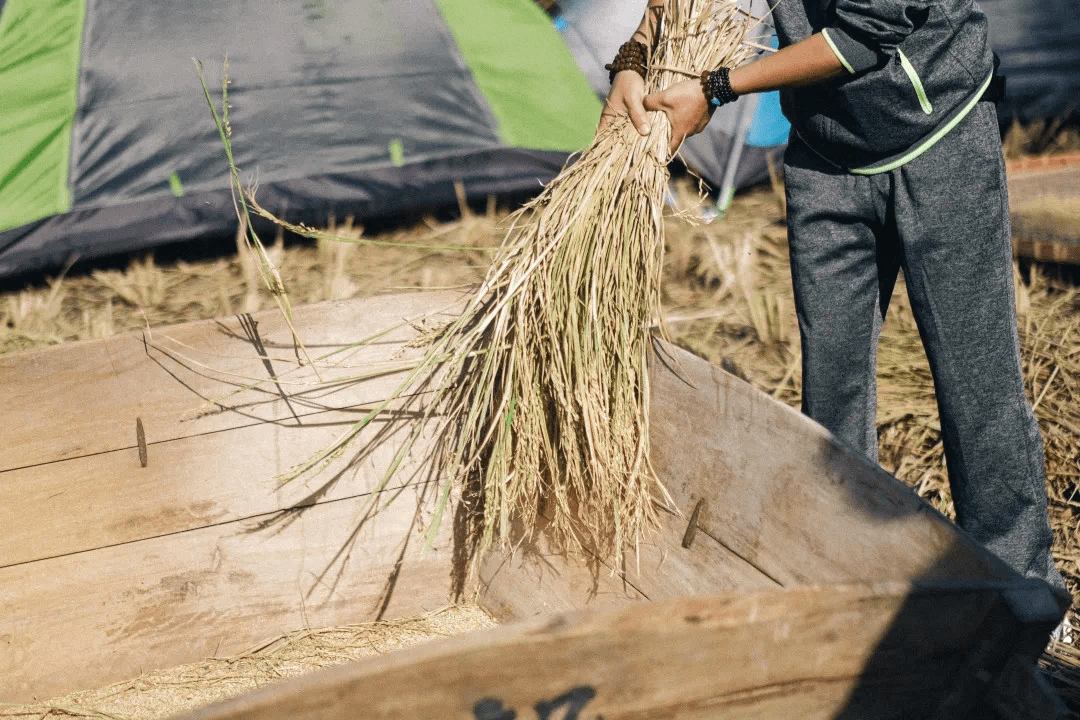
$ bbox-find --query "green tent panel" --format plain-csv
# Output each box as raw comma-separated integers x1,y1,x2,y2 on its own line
433,0,599,151
0,0,601,278
0,0,84,233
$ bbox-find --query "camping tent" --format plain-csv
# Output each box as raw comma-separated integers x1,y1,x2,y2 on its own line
0,0,601,278
3,0,1074,279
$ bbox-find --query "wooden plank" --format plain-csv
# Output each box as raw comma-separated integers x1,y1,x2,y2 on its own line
1007,152,1080,175
1007,163,1080,205
0,291,463,472
647,340,1022,587
476,531,647,623
176,581,1056,720
4,293,1028,589
618,500,783,601
0,407,438,568
0,489,457,703
3,290,1064,712
1013,217,1080,265
1007,161,1080,264
480,332,1032,619
475,502,779,623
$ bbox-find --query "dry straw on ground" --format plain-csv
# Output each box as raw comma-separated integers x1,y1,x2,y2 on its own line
4,187,1080,712
4,187,1078,715
3,183,1077,596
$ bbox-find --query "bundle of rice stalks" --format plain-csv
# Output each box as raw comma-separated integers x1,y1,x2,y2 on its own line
237,0,758,568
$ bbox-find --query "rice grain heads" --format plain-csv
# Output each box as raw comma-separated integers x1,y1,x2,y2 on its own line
276,0,758,569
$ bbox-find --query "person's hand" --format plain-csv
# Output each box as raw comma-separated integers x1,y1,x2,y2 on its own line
643,78,713,155
598,70,651,137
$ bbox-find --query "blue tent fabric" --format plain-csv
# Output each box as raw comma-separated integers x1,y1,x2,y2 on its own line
745,34,790,150
747,92,790,148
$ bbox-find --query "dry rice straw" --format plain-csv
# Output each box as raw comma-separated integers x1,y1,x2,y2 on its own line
230,0,758,569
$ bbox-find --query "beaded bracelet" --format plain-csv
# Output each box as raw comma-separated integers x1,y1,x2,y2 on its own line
604,40,648,85
701,67,739,107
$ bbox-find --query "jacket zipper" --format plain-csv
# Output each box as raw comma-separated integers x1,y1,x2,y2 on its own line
897,49,934,115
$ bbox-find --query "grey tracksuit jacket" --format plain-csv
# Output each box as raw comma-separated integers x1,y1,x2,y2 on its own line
768,0,997,172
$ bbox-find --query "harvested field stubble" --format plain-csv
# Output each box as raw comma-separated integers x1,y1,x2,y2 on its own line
1004,118,1080,160
6,187,1078,552
0,210,497,357
4,190,1079,544
3,186,1079,581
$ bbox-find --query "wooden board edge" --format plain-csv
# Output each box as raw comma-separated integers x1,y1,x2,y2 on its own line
175,580,1053,720
1007,153,1080,175
649,338,1023,586
0,292,468,364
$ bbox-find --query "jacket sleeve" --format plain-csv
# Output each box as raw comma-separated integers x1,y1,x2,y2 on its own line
820,0,928,73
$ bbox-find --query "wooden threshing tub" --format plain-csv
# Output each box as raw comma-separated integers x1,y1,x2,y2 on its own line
0,291,1069,718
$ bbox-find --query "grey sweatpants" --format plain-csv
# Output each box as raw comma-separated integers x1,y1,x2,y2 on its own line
783,102,1064,589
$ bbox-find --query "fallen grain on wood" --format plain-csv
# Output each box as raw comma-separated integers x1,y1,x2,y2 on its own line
0,606,494,720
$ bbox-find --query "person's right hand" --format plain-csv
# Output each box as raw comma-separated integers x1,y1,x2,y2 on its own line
598,70,651,137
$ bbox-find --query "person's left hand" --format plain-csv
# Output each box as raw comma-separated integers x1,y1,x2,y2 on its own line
643,78,714,156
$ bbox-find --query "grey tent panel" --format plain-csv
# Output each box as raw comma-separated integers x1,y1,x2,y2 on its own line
73,0,499,207
0,0,601,279
0,148,569,278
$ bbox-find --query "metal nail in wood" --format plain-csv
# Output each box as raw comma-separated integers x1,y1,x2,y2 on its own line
136,417,148,468
681,499,706,549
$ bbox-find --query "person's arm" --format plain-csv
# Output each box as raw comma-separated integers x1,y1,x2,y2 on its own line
728,33,847,94
597,0,665,136
637,0,928,154
642,33,845,154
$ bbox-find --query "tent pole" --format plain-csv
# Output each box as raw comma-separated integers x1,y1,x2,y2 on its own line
715,92,759,218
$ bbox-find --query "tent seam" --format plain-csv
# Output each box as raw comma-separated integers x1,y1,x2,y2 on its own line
56,144,547,214
64,0,89,210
